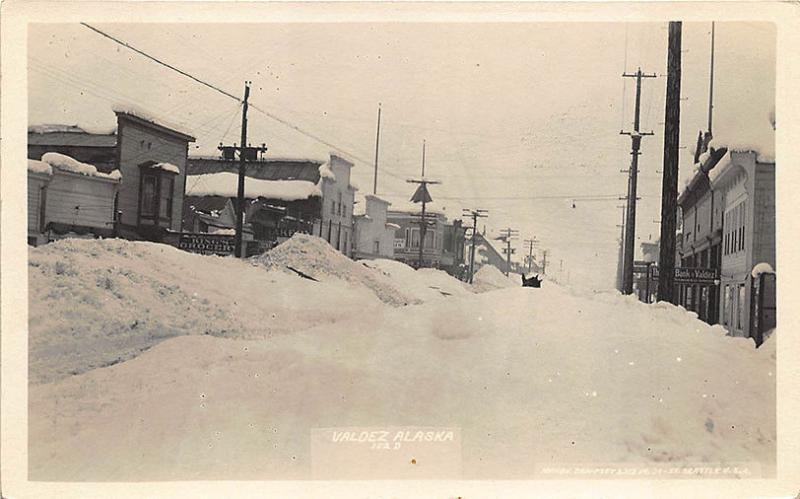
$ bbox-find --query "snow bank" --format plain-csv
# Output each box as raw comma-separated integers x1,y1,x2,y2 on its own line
187,172,321,201
28,159,52,175
28,238,385,385
255,234,416,307
471,264,518,293
361,258,472,301
40,152,121,181
29,279,775,480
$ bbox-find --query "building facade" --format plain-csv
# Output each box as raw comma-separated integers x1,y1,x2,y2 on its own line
28,111,195,243
352,195,397,260
676,147,727,324
388,209,446,268
712,149,776,339
185,153,355,255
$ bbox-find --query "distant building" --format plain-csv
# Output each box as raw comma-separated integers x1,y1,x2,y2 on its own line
28,111,196,243
352,195,397,260
185,153,356,254
675,146,728,324
388,209,447,269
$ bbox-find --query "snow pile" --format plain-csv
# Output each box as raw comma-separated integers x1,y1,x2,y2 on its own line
28,159,52,175
28,279,775,480
40,152,121,181
471,264,518,293
187,172,321,201
361,258,472,301
255,234,416,307
28,238,385,385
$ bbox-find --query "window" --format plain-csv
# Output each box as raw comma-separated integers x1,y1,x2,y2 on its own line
373,240,380,254
737,284,746,330
423,230,435,249
722,285,729,326
410,228,420,248
337,192,343,216
139,163,177,227
141,174,157,216
159,176,174,219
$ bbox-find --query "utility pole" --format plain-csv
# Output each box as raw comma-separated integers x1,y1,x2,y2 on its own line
497,227,519,276
407,140,440,269
708,22,715,137
542,249,548,275
620,68,657,295
372,103,382,195
218,82,268,258
463,208,488,283
658,21,683,304
524,237,538,274
616,204,626,292
234,82,251,258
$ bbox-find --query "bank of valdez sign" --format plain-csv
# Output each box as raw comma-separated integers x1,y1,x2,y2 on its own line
649,266,719,284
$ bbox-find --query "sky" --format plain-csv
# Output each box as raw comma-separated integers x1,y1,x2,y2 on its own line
28,22,775,289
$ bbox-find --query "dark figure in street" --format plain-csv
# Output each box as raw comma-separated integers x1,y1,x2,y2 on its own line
522,274,541,288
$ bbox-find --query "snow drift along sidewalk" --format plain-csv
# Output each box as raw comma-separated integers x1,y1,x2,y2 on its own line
28,238,386,384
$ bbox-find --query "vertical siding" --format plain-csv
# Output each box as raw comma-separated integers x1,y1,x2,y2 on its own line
117,120,189,230
752,164,776,270
28,175,48,232
44,173,117,229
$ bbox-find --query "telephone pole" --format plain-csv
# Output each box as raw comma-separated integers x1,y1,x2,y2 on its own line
407,140,440,269
372,103,382,195
497,227,519,276
616,204,626,292
620,67,657,294
658,21,683,303
462,208,488,283
218,82,268,258
524,237,539,274
541,249,548,275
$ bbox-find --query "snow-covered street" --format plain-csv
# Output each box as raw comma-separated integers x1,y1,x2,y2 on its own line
28,236,775,480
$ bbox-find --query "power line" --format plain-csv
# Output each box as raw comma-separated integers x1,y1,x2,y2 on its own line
80,22,390,179
80,23,242,103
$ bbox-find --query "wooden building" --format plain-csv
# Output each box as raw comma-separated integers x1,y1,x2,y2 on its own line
185,153,355,254
27,111,195,243
27,156,121,245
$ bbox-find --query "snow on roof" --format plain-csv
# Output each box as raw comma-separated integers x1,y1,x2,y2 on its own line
28,159,52,175
113,105,195,141
41,152,121,181
751,262,775,278
28,123,116,135
151,162,180,174
186,172,321,201
318,162,335,180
